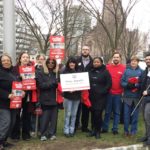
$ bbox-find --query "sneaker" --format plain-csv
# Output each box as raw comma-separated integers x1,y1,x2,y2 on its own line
64,133,70,138
40,136,47,141
30,132,36,137
50,135,57,140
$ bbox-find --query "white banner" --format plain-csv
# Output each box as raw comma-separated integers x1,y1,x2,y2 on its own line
60,72,90,92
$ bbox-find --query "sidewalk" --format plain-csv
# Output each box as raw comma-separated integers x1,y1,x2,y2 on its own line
92,144,150,150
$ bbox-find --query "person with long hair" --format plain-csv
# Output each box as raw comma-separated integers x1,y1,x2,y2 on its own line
36,58,58,141
11,52,36,141
62,57,81,137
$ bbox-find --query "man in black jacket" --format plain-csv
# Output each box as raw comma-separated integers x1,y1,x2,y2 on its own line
76,45,93,132
138,53,150,145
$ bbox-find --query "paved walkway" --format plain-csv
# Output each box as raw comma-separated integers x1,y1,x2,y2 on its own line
92,144,150,150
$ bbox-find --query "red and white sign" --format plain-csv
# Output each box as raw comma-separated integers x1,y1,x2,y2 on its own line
60,72,90,92
10,81,23,109
49,36,65,60
19,66,36,90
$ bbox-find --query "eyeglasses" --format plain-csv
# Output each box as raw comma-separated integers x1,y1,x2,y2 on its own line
48,61,55,64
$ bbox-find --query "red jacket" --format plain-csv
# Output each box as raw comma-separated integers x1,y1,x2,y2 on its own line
107,64,126,95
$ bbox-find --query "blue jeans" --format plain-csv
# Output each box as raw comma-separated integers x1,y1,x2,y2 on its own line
124,102,139,135
63,99,80,134
103,94,121,132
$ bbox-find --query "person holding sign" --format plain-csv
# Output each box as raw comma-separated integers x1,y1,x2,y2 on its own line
36,58,58,141
88,57,112,139
0,54,23,149
61,57,81,137
11,52,37,141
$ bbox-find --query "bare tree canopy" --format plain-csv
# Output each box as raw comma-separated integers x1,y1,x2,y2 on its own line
78,0,141,60
16,0,91,57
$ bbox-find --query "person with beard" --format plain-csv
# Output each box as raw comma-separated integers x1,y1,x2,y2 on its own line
102,52,126,135
137,53,150,145
88,57,112,139
76,45,93,133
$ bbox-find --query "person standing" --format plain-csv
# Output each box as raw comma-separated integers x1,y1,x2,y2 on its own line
0,54,23,149
88,57,112,139
102,52,126,135
121,56,142,137
11,52,36,141
36,58,58,141
137,53,150,145
77,45,93,132
62,57,81,137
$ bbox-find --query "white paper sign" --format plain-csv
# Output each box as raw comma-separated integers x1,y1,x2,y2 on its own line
60,72,90,92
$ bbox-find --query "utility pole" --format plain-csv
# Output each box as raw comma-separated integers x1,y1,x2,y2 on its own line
3,0,16,64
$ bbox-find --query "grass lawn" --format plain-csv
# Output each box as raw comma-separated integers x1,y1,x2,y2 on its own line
11,109,145,150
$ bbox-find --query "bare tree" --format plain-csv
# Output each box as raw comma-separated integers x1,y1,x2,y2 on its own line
120,28,148,61
16,0,91,57
78,0,140,59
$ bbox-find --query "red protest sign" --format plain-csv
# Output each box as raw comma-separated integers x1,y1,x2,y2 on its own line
19,66,36,90
10,81,23,109
49,36,65,60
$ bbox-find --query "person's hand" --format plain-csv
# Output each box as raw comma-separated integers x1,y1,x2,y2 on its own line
143,90,148,96
22,91,25,98
8,93,14,99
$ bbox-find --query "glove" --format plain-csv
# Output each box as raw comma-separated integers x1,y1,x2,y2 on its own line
127,83,136,89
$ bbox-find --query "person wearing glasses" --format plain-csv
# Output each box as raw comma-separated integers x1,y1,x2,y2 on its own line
36,58,58,141
76,45,93,133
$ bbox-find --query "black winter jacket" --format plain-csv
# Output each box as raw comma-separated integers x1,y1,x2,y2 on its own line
0,66,18,109
140,67,150,103
36,69,57,106
89,65,112,110
77,56,93,72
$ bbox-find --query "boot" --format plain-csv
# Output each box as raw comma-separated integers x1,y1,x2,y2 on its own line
95,132,101,139
87,130,96,137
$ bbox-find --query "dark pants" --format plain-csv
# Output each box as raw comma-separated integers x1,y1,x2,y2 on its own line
22,102,31,138
11,112,20,139
9,109,19,137
11,102,31,139
91,109,103,133
81,103,90,130
144,102,150,141
40,106,58,136
75,103,82,128
0,109,11,145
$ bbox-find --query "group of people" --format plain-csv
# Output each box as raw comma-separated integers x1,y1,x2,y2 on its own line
0,45,150,150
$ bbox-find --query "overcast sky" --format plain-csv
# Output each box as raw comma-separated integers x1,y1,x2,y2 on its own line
125,0,150,32
23,0,150,33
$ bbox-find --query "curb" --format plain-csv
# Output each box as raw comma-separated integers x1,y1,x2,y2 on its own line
92,144,149,150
